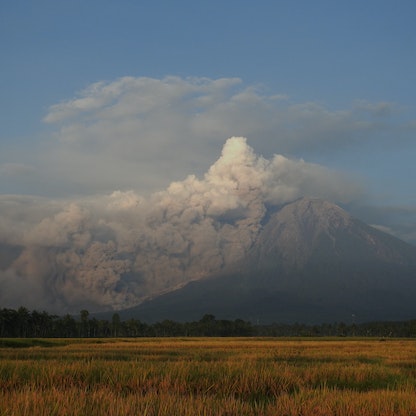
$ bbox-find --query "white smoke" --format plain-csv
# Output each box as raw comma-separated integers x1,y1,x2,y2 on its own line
0,137,361,312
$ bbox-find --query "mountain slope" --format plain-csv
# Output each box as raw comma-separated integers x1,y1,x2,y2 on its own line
120,198,416,324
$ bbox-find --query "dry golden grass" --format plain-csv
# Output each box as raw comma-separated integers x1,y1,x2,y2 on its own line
1,338,416,415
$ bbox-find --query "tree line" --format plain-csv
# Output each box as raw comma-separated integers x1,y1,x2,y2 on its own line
1,306,416,338
0,308,253,338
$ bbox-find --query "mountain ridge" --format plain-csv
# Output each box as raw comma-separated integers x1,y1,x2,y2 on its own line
117,197,416,324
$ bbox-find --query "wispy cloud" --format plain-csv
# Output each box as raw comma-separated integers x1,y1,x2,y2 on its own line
25,75,401,196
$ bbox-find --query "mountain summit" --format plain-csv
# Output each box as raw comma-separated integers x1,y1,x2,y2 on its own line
124,198,416,324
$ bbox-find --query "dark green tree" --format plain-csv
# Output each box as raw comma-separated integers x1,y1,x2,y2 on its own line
111,313,121,337
80,309,90,337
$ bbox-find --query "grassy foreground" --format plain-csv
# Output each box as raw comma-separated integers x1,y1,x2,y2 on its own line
1,337,416,415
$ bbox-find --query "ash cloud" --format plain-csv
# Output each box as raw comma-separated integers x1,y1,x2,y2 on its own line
2,76,401,197
0,137,362,312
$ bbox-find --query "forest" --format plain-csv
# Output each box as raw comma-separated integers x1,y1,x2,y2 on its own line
1,306,416,338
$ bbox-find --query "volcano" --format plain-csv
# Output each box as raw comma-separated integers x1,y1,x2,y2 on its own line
120,198,416,324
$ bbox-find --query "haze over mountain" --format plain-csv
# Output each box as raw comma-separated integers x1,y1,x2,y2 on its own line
125,198,416,324
0,138,415,322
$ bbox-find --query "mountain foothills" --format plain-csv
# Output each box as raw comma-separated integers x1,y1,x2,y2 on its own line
120,198,416,324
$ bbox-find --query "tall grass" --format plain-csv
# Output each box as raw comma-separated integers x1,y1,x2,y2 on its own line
1,338,416,415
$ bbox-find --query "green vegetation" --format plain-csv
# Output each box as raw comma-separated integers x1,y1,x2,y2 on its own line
2,306,416,338
1,338,416,415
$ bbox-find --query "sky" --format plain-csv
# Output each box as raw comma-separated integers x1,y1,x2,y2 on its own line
1,1,416,311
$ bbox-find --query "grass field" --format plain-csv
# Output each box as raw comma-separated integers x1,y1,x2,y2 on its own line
1,337,416,415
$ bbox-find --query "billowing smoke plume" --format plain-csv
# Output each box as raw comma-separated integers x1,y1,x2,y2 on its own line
0,137,360,312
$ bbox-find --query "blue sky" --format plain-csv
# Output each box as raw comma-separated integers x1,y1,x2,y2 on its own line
1,0,416,242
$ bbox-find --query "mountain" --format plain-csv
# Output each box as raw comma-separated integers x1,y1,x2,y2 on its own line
119,198,416,324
